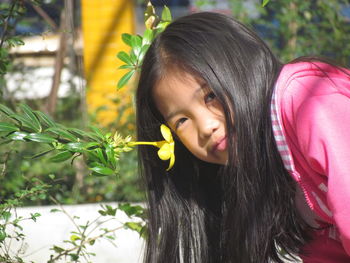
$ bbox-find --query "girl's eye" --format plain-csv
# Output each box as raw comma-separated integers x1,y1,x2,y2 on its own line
175,118,187,129
205,92,216,103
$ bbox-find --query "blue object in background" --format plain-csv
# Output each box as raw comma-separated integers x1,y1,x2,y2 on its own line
150,0,189,7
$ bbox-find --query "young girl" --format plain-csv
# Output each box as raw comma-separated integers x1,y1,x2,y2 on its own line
135,12,350,263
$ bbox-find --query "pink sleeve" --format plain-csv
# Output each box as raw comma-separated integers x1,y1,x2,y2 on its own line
295,92,350,255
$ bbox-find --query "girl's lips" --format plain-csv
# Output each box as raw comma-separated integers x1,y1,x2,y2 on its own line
214,136,227,152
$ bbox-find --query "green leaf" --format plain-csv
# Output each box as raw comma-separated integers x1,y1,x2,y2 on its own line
117,51,133,65
70,234,81,241
46,127,77,141
25,133,57,143
64,142,87,152
78,225,87,230
117,70,135,90
69,254,79,261
30,212,41,222
89,165,115,176
31,149,55,159
2,211,11,221
98,209,107,216
161,6,172,21
156,21,170,32
129,50,137,64
66,128,86,137
89,126,105,139
131,35,142,57
0,229,7,242
93,148,107,165
142,28,154,45
124,222,143,233
262,0,270,7
19,104,41,132
6,36,25,47
121,33,132,46
34,110,57,128
0,104,15,116
0,122,19,132
68,128,101,141
49,151,73,162
85,142,100,149
9,113,39,132
99,204,117,216
118,203,144,218
138,44,150,64
118,64,135,70
52,245,64,253
50,208,61,213
106,205,117,216
7,131,28,141
105,145,116,168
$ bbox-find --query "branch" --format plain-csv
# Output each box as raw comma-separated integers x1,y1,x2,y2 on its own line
0,0,19,50
29,2,58,31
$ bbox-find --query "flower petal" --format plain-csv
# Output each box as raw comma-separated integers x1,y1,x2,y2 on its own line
157,143,171,160
166,154,175,171
160,124,173,142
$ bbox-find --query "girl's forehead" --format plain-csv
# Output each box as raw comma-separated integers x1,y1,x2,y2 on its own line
154,70,196,95
153,70,205,98
151,70,206,117
155,66,205,90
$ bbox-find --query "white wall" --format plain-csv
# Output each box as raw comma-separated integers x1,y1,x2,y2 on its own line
7,203,144,263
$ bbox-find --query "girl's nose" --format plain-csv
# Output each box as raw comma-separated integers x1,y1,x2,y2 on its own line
198,116,220,139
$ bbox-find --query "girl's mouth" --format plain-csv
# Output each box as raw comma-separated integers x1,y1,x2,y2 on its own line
213,136,227,152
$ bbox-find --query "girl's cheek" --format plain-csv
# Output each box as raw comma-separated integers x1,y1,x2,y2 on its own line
176,132,191,149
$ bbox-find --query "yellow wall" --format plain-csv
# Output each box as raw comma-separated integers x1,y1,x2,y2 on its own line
81,0,135,127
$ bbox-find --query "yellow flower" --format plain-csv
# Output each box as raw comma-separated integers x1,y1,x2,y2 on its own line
128,124,175,171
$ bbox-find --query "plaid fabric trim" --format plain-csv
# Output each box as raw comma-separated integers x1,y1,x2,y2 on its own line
271,84,295,172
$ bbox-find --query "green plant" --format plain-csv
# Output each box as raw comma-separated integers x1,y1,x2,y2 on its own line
0,103,136,177
0,0,26,77
0,177,49,262
227,0,350,65
48,200,145,263
117,1,172,89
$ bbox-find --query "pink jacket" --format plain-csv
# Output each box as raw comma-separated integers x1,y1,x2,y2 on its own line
273,61,350,262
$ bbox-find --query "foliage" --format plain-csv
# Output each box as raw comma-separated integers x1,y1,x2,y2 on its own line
0,177,49,262
0,0,25,84
227,0,350,65
117,1,172,89
0,103,135,178
262,0,270,7
47,201,146,263
0,186,146,262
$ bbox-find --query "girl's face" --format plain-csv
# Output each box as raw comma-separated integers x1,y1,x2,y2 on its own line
153,69,229,165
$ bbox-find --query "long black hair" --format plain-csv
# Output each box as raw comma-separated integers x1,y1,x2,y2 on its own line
136,12,309,263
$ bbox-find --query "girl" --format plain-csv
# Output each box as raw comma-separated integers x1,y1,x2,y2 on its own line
135,12,350,263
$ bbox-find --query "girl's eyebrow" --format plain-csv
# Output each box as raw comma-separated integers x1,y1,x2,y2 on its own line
164,86,204,121
165,110,180,122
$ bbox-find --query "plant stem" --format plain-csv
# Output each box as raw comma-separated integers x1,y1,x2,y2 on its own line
49,225,124,262
128,141,160,147
0,0,18,50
